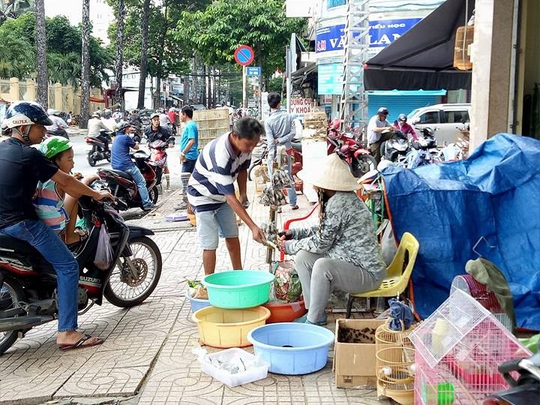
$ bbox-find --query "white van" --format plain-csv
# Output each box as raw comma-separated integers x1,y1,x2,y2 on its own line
407,103,470,145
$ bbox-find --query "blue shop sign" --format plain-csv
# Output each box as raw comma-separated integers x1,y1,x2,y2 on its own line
315,18,422,53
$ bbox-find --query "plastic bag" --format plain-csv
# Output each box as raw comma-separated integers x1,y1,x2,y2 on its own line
271,261,302,303
94,224,113,270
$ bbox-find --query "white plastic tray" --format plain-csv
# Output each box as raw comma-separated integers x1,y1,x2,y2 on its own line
199,348,269,387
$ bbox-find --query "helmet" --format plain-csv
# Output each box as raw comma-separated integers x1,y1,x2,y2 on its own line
103,109,112,118
92,111,101,118
150,112,160,119
117,121,134,133
39,136,72,159
398,114,407,122
4,101,52,129
377,107,389,115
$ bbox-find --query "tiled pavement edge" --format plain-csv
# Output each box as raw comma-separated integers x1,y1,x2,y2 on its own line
0,182,389,405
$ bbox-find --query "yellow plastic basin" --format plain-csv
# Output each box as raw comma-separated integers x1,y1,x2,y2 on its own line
192,306,271,348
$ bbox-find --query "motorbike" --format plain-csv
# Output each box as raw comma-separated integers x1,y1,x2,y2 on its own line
46,128,69,140
327,120,376,178
97,150,159,211
86,129,113,167
148,139,170,190
248,141,303,182
483,343,540,404
380,130,410,164
0,183,162,355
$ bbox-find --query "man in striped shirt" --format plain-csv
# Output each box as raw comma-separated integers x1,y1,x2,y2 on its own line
188,117,266,275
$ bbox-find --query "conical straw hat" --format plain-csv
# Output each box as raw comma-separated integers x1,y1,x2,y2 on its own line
297,153,360,191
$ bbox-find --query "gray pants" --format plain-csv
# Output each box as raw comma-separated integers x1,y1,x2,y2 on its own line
295,250,382,323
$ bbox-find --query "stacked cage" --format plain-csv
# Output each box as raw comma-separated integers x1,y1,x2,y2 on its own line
193,109,230,150
375,319,416,404
409,290,530,404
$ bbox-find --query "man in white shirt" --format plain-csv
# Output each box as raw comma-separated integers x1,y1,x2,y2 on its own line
367,107,395,164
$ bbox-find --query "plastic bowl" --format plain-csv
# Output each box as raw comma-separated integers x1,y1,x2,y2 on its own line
192,306,271,348
263,300,307,323
247,323,334,375
185,293,212,313
203,270,275,309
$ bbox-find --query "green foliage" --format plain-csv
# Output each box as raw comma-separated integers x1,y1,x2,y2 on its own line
0,12,112,87
267,76,284,93
175,0,306,81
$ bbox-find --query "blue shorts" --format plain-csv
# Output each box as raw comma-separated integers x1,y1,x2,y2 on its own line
195,203,238,250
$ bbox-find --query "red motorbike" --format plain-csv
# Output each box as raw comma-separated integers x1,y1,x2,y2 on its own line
327,119,376,178
148,139,169,189
97,150,158,211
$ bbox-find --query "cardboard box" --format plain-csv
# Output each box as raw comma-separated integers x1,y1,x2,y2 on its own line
333,318,385,388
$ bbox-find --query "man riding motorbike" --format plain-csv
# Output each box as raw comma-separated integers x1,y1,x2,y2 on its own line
145,112,174,191
45,109,70,139
0,101,113,351
112,121,155,211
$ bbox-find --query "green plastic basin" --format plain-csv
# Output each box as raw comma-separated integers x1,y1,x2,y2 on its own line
203,270,275,309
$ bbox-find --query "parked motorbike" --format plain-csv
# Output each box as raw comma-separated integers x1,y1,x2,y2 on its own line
248,141,303,182
327,120,376,178
381,130,410,164
0,183,162,355
86,129,112,167
98,150,159,211
483,343,540,404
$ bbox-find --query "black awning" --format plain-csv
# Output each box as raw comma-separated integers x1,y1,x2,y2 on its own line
364,0,475,91
291,62,317,86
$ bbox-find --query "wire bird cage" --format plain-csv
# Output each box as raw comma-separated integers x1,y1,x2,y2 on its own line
409,290,530,405
375,319,417,404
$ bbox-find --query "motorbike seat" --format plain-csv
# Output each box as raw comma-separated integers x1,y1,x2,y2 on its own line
102,169,133,180
0,234,42,256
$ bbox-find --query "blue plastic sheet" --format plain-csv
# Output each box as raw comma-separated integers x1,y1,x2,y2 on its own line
383,134,540,330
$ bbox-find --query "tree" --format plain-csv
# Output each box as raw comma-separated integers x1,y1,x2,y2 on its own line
137,0,150,109
35,0,47,107
0,31,34,79
114,0,126,107
80,0,91,129
175,0,306,87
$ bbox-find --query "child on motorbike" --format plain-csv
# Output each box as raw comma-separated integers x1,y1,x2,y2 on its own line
34,136,99,245
277,153,386,325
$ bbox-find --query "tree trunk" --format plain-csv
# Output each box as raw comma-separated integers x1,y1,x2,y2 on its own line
202,65,207,107
183,74,190,105
35,0,48,108
80,0,91,129
114,0,126,108
137,0,151,109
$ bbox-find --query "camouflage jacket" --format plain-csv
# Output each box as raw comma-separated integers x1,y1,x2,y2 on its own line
285,191,386,279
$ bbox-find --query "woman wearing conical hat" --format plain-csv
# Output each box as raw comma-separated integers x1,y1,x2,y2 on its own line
278,153,387,325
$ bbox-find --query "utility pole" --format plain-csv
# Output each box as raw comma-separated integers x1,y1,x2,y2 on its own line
340,0,370,136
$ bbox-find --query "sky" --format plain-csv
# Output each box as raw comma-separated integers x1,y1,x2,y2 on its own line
44,0,82,24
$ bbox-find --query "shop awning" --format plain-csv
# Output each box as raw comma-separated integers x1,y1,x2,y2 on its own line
291,62,317,86
364,0,475,91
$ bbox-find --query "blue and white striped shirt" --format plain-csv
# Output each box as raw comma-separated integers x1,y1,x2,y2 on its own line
187,132,251,212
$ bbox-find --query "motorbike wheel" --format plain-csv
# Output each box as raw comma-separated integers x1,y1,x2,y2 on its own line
352,154,377,178
87,152,97,167
248,161,261,181
149,187,159,204
104,236,162,307
0,278,25,355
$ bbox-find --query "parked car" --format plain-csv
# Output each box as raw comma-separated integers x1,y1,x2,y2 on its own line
407,103,470,145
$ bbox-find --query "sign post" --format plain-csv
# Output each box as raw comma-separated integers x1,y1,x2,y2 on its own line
234,45,255,109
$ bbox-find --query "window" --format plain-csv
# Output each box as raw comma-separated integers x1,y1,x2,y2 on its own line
419,111,440,124
444,110,470,124
328,0,346,9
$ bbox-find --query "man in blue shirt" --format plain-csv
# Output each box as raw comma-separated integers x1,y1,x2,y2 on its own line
178,106,199,208
111,122,154,211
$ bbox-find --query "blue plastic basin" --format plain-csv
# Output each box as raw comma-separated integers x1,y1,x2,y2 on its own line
203,270,275,309
247,323,334,375
186,293,212,313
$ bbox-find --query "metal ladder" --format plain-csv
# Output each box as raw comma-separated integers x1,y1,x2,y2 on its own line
339,0,371,139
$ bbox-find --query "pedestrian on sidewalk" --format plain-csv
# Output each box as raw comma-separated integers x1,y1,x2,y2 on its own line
367,107,395,164
264,92,299,210
188,117,267,275
177,106,199,210
277,153,386,326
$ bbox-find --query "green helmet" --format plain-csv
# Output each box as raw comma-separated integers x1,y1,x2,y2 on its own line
40,136,72,159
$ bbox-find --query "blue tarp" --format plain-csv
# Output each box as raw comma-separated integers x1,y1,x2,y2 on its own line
383,134,540,329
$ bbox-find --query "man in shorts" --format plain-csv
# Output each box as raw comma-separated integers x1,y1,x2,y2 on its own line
188,117,266,275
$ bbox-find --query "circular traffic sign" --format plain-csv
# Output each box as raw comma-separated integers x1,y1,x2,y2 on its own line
234,45,255,66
